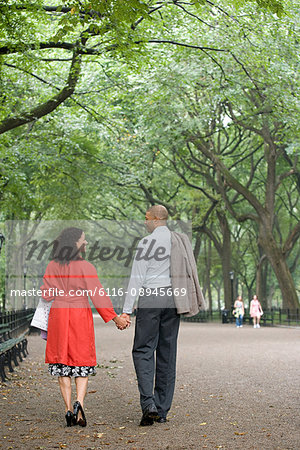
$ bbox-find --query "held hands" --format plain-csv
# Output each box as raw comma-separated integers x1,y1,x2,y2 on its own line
113,314,131,330
120,313,131,328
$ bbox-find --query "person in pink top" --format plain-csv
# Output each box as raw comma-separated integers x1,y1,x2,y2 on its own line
250,295,263,328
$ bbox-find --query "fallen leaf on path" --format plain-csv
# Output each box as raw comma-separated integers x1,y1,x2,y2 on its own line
234,432,246,436
200,422,207,426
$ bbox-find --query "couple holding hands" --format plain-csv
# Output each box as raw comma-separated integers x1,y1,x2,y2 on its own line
40,205,205,427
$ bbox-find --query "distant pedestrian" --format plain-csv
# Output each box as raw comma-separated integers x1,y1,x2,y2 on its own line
233,295,244,328
250,295,263,328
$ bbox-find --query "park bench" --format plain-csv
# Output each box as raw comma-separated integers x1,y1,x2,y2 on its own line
260,312,274,326
0,310,33,382
181,311,209,323
280,309,300,326
228,312,274,326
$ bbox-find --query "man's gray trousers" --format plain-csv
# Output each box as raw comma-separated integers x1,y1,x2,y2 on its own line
132,289,180,419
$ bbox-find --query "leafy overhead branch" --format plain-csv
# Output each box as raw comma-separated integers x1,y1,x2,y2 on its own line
12,4,103,18
140,39,226,52
0,42,76,55
282,150,300,194
0,39,226,56
0,49,82,134
162,148,219,204
139,183,176,215
189,136,265,220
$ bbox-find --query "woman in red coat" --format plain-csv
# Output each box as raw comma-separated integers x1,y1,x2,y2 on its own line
41,227,128,427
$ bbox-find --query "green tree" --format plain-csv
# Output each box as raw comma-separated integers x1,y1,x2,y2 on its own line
95,1,299,308
0,0,285,134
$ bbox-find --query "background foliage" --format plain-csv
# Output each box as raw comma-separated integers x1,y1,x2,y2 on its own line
0,0,299,309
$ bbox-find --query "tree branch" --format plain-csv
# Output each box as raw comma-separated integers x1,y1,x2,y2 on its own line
0,49,82,134
190,136,265,219
0,42,76,55
138,183,176,215
13,4,103,19
0,38,225,56
197,224,222,254
283,220,300,257
173,2,215,28
276,168,297,190
163,148,219,203
141,39,226,52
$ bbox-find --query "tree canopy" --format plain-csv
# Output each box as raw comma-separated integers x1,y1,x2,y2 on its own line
0,0,299,309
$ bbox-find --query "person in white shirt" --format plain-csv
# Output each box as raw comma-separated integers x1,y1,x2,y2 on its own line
121,205,180,426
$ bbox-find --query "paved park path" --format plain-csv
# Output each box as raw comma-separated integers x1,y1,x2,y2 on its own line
1,320,299,449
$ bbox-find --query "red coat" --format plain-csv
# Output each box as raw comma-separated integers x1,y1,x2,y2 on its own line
41,259,117,366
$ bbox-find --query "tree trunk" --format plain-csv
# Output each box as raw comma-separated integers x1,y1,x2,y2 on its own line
201,213,232,310
217,286,221,311
256,249,268,310
193,232,201,262
258,226,299,309
217,212,233,310
205,238,213,312
193,140,299,310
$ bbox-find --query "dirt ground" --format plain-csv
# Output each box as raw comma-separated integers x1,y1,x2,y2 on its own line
0,319,299,450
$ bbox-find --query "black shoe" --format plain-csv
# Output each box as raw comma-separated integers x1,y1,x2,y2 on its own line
139,404,159,426
73,401,87,427
140,415,154,426
144,404,159,419
154,416,167,423
65,410,74,427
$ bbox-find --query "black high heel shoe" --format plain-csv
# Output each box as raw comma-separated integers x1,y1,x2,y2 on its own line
65,410,74,427
73,400,87,427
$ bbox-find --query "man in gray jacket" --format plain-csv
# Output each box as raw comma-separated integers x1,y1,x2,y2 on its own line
121,205,205,426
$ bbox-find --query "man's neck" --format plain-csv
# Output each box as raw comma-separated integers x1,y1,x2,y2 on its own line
152,224,168,232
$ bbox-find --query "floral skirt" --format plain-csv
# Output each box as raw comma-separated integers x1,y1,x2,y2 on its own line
48,363,96,377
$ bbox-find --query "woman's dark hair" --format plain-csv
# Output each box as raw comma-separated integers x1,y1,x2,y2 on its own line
51,227,84,265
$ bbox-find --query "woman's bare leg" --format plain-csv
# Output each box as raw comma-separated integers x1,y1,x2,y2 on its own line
75,377,89,420
58,376,72,412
